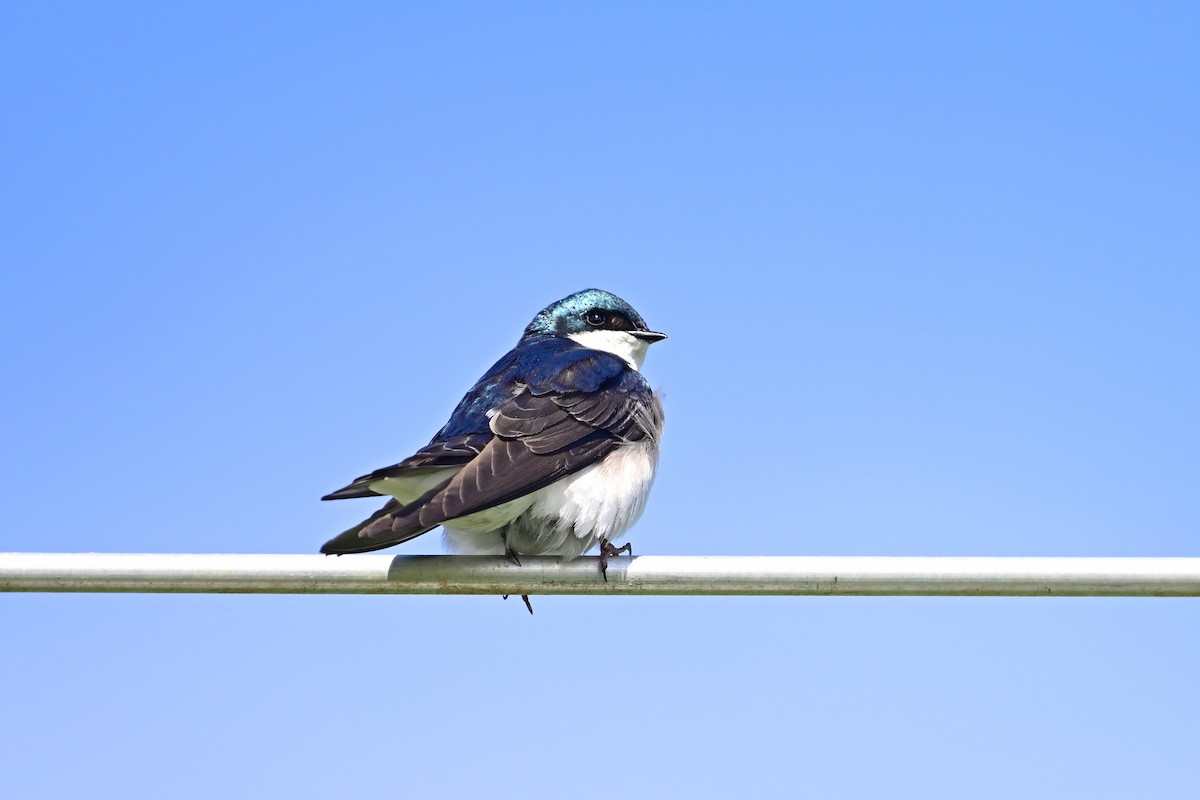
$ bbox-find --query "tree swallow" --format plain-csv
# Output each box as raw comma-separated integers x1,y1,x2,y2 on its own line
320,288,666,609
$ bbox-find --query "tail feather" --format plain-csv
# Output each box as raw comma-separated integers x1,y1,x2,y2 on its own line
319,498,437,554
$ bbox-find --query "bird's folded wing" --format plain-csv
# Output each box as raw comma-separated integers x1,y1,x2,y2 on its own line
320,432,490,500
320,378,661,552
389,383,659,530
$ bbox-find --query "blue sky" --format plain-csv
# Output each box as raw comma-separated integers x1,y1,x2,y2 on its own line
2,2,1198,796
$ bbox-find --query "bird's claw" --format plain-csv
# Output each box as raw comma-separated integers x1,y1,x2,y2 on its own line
598,538,633,583
501,593,534,614
502,545,531,613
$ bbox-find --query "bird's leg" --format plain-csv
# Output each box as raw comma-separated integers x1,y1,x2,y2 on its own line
502,531,522,566
597,538,633,583
500,532,531,612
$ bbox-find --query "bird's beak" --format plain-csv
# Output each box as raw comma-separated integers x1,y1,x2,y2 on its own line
632,330,668,343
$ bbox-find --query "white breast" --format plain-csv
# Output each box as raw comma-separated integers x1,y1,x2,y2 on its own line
523,438,660,557
443,438,660,559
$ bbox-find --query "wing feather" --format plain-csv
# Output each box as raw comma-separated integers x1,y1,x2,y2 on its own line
320,432,489,500
320,373,661,554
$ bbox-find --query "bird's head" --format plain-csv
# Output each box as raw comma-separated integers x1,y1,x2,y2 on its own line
523,288,667,369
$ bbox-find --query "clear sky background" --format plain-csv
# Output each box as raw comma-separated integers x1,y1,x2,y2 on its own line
3,2,1198,797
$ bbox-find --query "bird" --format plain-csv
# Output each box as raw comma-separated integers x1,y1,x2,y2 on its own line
320,288,666,611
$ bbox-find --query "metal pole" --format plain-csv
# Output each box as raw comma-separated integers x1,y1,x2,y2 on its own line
2,553,1199,596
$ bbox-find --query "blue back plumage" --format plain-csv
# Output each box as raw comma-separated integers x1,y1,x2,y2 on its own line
434,335,643,441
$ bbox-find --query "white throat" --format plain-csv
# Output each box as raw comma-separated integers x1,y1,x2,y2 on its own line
567,330,649,370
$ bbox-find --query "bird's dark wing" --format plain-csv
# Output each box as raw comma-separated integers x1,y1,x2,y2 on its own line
320,365,661,554
320,432,490,500
321,337,573,501
432,380,661,518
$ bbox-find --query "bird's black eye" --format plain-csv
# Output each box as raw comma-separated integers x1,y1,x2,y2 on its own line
585,309,607,327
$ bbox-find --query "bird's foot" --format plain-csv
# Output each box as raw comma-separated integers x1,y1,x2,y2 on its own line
501,593,534,614
598,538,633,583
501,543,532,613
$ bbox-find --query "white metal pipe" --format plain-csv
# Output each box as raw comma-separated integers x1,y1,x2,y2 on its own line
2,553,1199,596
